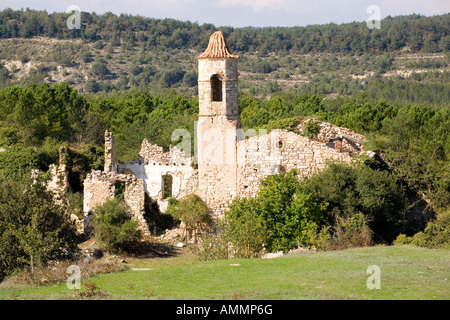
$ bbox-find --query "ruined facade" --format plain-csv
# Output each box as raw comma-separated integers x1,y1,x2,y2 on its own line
83,130,149,235
82,31,366,228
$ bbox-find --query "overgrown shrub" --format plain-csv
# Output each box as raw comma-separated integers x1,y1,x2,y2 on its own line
303,120,321,138
221,197,267,258
326,213,374,250
304,161,406,242
165,194,211,242
189,232,229,261
218,170,327,258
92,198,142,253
143,193,175,235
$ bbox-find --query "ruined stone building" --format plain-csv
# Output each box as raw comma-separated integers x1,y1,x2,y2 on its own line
82,31,366,234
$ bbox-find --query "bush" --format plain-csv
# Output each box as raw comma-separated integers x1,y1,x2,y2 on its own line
220,170,327,257
221,197,267,258
85,79,100,93
304,161,406,242
91,61,110,77
303,120,321,138
165,194,211,242
393,233,410,246
92,198,142,253
327,213,374,250
256,170,328,252
422,209,450,248
143,193,175,235
189,232,229,261
81,51,93,63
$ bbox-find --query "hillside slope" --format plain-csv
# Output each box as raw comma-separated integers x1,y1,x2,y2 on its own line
0,10,448,100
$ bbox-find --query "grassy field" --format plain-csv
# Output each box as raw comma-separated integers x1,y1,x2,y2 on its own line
0,246,448,300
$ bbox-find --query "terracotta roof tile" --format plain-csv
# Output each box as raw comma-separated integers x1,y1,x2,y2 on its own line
197,31,240,59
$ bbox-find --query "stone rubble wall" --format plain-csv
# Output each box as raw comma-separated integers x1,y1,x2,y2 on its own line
123,177,149,236
236,129,357,203
104,130,117,173
118,160,198,212
46,146,70,205
139,139,193,166
297,119,365,152
83,170,116,214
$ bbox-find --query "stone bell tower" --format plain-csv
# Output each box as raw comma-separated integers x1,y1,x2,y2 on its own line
196,31,241,216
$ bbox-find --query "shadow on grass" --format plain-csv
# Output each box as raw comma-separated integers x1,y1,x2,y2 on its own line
120,237,179,260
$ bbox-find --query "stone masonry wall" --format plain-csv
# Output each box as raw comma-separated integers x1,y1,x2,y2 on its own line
104,130,117,173
123,176,149,236
236,129,358,201
139,139,193,166
83,170,116,214
46,146,70,205
83,170,150,235
119,139,198,213
296,119,365,152
83,131,150,235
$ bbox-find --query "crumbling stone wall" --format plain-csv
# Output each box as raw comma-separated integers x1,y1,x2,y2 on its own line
83,132,150,235
296,119,365,152
83,170,115,214
236,129,358,201
32,146,84,233
104,130,117,173
83,170,150,236
139,139,192,166
118,138,198,212
46,146,70,205
123,176,147,235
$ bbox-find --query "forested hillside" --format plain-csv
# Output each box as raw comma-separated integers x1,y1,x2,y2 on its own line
0,9,448,105
1,9,448,53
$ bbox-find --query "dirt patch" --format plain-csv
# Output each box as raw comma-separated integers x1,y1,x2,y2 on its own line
1,59,34,78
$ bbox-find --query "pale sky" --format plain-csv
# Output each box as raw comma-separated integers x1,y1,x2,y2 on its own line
1,0,449,27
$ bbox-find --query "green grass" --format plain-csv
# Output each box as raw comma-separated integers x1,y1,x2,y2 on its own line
0,246,448,300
